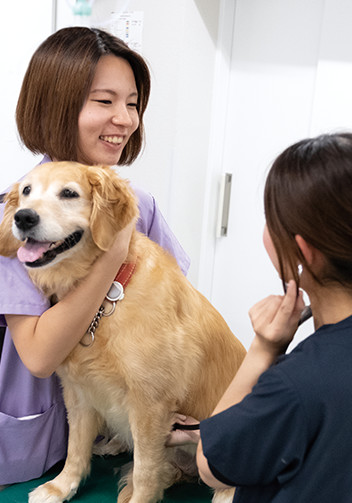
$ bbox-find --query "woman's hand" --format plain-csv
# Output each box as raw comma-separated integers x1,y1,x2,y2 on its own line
103,219,135,266
210,280,305,419
166,414,200,447
249,280,305,354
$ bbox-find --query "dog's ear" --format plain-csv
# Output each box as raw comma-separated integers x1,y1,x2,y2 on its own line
0,184,22,257
87,166,139,251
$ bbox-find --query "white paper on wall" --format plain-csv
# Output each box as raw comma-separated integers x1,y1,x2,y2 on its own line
99,11,144,51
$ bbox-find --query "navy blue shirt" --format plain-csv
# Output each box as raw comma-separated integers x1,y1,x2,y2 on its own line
200,315,352,502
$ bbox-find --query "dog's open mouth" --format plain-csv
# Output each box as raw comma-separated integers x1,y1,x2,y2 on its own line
17,230,84,268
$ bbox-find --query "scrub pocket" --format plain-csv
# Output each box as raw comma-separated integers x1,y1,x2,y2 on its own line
0,401,68,485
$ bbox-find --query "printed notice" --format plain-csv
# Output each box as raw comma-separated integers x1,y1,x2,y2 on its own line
102,11,144,52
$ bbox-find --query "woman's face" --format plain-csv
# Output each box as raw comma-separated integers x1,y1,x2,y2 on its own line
77,54,139,166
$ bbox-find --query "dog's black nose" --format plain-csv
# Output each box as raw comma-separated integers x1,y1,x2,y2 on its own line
14,209,40,231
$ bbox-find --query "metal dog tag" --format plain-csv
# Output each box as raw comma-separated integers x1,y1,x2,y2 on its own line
106,281,125,302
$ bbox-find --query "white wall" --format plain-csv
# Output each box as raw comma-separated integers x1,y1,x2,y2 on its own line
310,0,352,135
0,0,53,190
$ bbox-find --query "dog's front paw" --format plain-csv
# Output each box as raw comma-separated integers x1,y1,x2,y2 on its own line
29,480,77,503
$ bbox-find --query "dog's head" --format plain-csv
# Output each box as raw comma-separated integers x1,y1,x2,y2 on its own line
0,161,138,269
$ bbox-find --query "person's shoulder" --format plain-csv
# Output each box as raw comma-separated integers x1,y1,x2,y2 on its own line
129,182,154,208
122,180,190,275
127,182,152,227
268,328,339,399
273,336,316,379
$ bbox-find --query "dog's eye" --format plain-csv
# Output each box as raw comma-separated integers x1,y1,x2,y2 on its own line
60,188,79,199
22,185,31,196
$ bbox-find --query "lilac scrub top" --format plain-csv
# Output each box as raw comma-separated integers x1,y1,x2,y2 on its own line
0,160,190,484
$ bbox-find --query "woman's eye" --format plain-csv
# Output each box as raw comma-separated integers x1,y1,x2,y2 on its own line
94,99,112,105
22,185,31,196
128,103,138,109
60,188,79,199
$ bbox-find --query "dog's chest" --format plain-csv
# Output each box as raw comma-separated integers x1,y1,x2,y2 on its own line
85,379,131,437
58,361,132,443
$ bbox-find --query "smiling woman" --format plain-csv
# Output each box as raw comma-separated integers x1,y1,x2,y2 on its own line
16,28,150,167
0,27,190,488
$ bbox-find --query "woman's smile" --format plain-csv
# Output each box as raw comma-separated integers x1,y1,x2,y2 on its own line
99,135,124,145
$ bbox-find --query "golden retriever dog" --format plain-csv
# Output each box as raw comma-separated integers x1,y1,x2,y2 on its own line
0,162,246,503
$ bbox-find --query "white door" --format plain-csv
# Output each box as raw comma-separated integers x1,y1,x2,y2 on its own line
205,0,352,349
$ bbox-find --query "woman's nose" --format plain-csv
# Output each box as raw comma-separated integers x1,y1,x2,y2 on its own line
111,106,133,127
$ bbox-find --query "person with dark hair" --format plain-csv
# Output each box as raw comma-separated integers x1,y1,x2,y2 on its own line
0,27,189,485
171,133,352,501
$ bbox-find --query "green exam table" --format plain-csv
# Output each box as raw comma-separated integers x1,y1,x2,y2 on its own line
0,454,213,502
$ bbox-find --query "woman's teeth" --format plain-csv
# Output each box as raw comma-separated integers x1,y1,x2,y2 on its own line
100,136,123,145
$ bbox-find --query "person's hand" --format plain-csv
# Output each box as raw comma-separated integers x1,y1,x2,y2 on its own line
104,219,136,264
249,280,305,354
166,414,200,447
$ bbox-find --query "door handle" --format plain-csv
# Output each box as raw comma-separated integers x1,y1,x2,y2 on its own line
216,173,232,237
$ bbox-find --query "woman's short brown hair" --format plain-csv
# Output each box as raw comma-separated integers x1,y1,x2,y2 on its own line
16,27,150,165
264,132,352,290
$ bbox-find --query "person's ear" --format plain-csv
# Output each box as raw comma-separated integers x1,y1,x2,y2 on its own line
295,235,323,267
295,235,313,265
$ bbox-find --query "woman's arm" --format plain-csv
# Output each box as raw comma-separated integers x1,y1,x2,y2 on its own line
197,280,305,488
6,221,134,378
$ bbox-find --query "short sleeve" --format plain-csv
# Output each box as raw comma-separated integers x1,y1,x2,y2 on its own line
0,255,50,325
132,184,190,275
200,367,308,487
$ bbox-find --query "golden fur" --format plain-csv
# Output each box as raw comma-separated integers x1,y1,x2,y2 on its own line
0,162,245,503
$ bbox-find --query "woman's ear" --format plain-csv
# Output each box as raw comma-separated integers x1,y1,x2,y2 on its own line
295,235,313,265
295,235,324,267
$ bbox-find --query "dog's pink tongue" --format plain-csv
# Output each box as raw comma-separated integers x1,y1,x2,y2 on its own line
17,240,52,263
